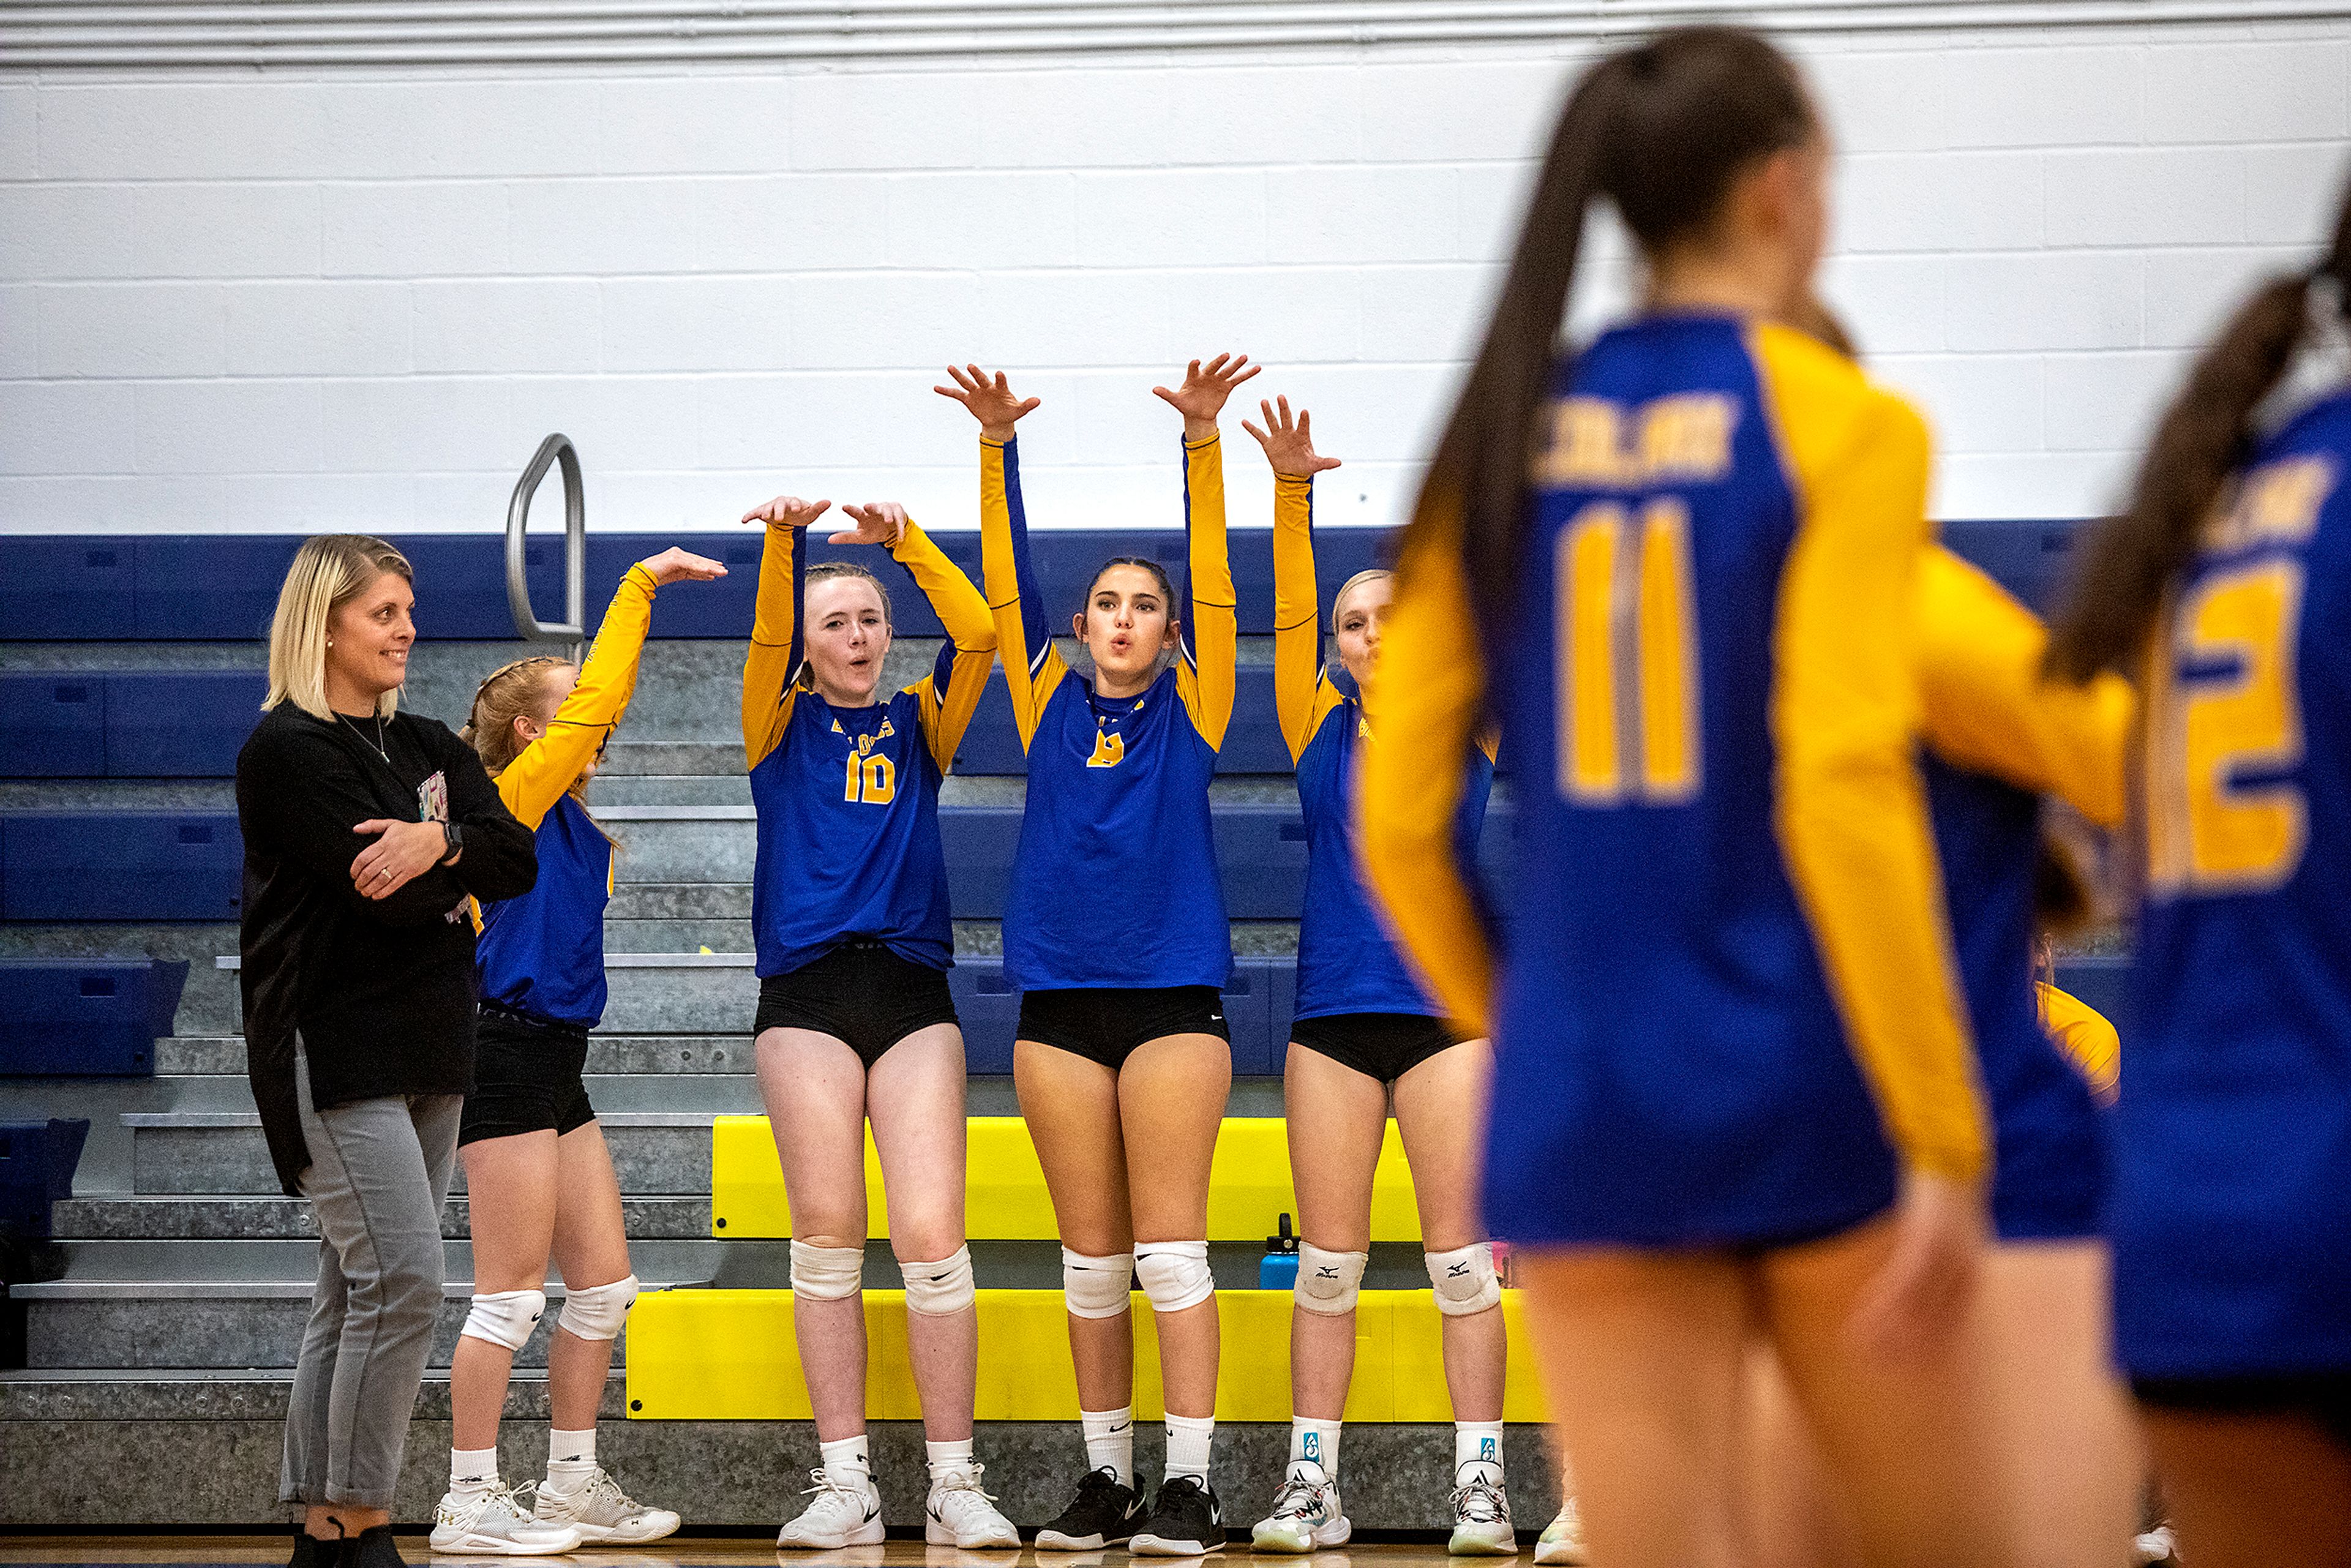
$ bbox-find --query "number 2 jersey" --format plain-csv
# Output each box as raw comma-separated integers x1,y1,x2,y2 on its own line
1361,314,1986,1248
741,522,997,980
979,432,1237,994
2118,384,2351,1380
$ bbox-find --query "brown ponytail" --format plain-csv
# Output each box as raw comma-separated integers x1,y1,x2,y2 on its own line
462,656,569,778
2048,178,2351,680
1405,27,1814,622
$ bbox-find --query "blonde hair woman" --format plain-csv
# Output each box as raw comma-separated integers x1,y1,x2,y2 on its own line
237,535,537,1568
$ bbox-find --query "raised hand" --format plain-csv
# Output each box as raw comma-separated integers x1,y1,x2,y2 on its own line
832,501,910,548
636,546,728,586
1242,396,1342,479
1153,352,1262,439
740,495,833,530
934,364,1041,442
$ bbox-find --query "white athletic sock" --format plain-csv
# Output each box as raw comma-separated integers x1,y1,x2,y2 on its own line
1455,1421,1505,1485
1288,1417,1343,1478
450,1446,500,1498
820,1433,872,1491
1081,1406,1134,1489
926,1438,978,1487
1165,1413,1215,1485
544,1427,598,1493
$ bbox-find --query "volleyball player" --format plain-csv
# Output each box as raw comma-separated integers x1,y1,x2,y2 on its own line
436,549,722,1554
937,356,1251,1556
1357,29,2014,1568
2043,173,2351,1568
1236,395,1536,1558
737,495,1017,1551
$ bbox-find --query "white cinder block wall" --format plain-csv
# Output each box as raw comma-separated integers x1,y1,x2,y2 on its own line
2,16,2347,536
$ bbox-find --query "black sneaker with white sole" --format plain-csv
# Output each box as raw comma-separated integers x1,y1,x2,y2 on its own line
1131,1475,1226,1556
1035,1466,1145,1550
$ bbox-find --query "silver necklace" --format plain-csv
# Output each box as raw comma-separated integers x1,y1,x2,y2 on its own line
340,710,389,763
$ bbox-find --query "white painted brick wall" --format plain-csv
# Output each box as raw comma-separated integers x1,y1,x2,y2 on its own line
1,20,2348,535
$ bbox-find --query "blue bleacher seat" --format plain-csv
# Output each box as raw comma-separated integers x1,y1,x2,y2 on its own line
102,671,268,777
1941,519,2086,617
0,1119,92,1239
0,676,107,778
0,541,137,640
0,812,243,922
0,959,186,1076
129,536,304,640
950,668,1295,776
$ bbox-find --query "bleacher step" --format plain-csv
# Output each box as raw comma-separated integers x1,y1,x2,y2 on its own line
48,1193,712,1241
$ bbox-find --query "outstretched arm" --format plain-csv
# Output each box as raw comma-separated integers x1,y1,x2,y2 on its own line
938,363,1063,751
1155,353,1258,751
740,495,834,771
498,549,725,829
1247,394,1346,763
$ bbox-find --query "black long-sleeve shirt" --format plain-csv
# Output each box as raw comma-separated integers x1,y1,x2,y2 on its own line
236,703,536,1195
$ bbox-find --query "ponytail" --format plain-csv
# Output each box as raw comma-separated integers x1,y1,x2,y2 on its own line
2049,178,2351,680
1403,27,1814,623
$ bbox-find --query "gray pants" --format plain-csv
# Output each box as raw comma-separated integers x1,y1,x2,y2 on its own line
280,1046,462,1510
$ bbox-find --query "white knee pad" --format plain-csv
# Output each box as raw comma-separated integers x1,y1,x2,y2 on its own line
1061,1247,1136,1320
460,1287,547,1351
1427,1242,1502,1317
1134,1240,1215,1315
557,1273,638,1341
1294,1242,1368,1318
790,1240,866,1303
901,1245,976,1318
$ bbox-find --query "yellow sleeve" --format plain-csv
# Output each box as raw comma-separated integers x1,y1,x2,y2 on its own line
1272,471,1345,763
1758,323,1989,1184
978,436,1069,751
2038,981,2120,1106
891,518,1000,771
1913,546,2135,830
742,523,804,772
1354,509,1494,1033
497,564,656,830
1175,433,1239,750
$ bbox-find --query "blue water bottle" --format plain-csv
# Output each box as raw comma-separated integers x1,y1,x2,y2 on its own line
1259,1212,1300,1290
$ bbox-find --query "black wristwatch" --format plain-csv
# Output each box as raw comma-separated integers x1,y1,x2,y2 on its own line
440,820,463,863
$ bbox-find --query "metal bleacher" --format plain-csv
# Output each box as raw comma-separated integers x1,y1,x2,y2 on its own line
0,454,2121,1527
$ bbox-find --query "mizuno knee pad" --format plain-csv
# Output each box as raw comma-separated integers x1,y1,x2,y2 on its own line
1294,1242,1369,1317
1427,1242,1502,1316
1134,1239,1215,1315
557,1273,638,1341
900,1245,976,1318
790,1239,866,1303
1061,1247,1136,1319
460,1287,547,1351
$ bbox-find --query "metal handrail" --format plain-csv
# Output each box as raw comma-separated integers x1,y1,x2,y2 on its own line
506,432,586,659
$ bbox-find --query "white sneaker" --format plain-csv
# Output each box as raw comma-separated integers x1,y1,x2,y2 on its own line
1447,1466,1517,1556
534,1465,681,1545
1251,1461,1351,1553
926,1465,1020,1549
430,1482,584,1556
2134,1526,2181,1565
1534,1498,1586,1565
777,1469,887,1550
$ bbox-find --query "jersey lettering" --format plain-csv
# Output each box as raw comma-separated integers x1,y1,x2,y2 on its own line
1554,497,1701,805
1088,728,1127,769
842,749,897,805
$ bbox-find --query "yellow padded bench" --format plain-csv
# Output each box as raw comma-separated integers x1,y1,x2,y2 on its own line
625,1288,1547,1422
710,1115,1431,1242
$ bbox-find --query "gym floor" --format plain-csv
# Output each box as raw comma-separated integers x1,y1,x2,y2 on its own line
0,1543,1428,1566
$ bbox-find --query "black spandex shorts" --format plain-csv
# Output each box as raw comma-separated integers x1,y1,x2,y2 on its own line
459,1005,595,1147
1289,1011,1466,1085
2134,1371,2351,1449
754,939,959,1068
1018,985,1230,1071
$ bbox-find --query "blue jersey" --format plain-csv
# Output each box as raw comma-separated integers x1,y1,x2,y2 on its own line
1269,469,1493,1022
1360,316,1985,1249
741,521,997,981
473,564,657,1029
979,433,1237,993
2117,387,2351,1380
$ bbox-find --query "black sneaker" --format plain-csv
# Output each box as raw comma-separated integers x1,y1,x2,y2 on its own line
1131,1475,1226,1556
1035,1466,1146,1550
286,1528,326,1568
335,1525,407,1568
